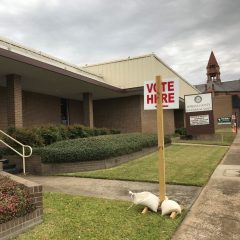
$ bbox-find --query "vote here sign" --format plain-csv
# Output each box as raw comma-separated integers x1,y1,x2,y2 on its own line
144,79,179,110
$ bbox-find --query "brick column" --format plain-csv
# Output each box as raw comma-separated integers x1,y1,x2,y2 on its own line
83,92,93,128
6,74,23,128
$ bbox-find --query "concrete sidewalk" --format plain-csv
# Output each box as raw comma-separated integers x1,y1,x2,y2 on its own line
22,175,201,209
172,132,240,240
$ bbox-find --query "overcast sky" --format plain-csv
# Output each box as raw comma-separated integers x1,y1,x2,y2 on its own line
0,0,239,85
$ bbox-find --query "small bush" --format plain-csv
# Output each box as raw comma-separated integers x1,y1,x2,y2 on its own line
35,125,64,145
0,175,35,224
164,135,172,145
175,127,187,136
39,133,171,163
82,126,95,137
67,125,89,139
109,129,121,134
93,128,110,136
6,127,44,147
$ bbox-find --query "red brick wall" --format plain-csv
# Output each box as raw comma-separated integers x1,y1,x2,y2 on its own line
6,75,23,128
68,99,83,125
93,96,142,132
140,96,175,135
141,109,175,135
1,87,176,134
213,94,233,129
23,91,61,127
6,147,156,175
0,87,84,129
0,87,8,130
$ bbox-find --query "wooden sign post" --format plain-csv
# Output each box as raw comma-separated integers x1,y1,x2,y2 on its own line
156,76,166,202
144,76,179,203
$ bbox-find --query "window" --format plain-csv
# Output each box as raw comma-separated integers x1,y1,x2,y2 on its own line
60,98,69,125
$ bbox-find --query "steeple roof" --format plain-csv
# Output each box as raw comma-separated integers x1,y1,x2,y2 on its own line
207,51,219,67
206,51,221,83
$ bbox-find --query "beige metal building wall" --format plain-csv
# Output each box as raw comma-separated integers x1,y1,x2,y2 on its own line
83,54,199,98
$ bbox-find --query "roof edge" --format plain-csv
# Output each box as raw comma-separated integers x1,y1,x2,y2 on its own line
0,47,125,92
0,36,103,80
152,54,200,93
82,53,154,68
83,52,200,93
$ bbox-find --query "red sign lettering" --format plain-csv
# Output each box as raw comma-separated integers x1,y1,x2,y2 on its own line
144,79,179,110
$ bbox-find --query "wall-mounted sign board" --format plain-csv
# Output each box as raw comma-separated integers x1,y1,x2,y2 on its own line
185,93,212,113
190,115,210,126
217,117,232,125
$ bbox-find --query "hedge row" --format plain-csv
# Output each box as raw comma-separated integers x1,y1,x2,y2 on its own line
0,175,35,224
4,125,120,147
39,133,171,163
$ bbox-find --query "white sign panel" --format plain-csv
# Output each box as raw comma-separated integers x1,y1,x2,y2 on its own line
190,115,210,126
185,93,212,113
144,79,179,110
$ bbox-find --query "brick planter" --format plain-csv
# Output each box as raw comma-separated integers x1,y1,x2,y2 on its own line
5,147,157,175
0,172,43,240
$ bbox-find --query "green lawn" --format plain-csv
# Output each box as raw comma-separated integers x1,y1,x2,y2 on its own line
172,130,235,146
63,145,228,186
17,192,185,240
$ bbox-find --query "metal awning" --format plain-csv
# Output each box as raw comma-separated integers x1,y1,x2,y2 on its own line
0,48,142,100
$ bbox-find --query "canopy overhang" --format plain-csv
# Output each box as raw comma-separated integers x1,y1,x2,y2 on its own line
0,48,142,101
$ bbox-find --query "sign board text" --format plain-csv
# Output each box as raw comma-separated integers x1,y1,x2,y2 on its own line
190,115,209,126
185,93,212,113
144,79,179,110
217,117,232,125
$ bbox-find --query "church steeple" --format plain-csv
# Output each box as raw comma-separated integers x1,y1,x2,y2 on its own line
206,51,221,83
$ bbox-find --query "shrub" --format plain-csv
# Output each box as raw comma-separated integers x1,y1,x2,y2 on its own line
175,127,187,136
6,127,44,147
39,133,171,163
67,125,89,139
0,175,35,224
4,125,121,148
109,129,121,134
82,126,95,137
164,135,172,145
35,125,65,145
93,128,110,136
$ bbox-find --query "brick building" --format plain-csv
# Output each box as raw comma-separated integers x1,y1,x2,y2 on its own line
0,37,198,135
195,51,240,128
